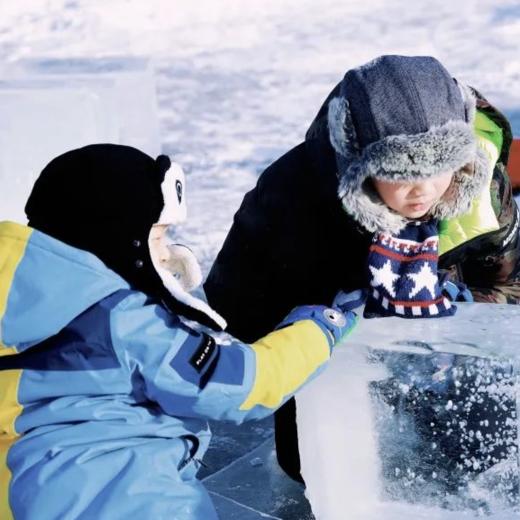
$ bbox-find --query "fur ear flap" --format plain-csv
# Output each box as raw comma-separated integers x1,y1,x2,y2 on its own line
457,82,477,124
430,143,492,220
161,244,203,292
327,97,360,164
339,175,409,234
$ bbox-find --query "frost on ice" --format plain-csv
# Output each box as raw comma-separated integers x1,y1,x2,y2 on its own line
296,303,520,520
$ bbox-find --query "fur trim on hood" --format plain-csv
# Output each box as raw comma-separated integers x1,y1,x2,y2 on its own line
326,57,492,234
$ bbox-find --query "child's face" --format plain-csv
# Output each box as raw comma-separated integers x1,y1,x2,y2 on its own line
373,171,454,218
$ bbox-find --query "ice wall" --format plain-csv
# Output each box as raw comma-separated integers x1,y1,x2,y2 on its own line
0,57,160,222
297,303,520,520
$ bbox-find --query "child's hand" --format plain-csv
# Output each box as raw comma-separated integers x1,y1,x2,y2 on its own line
442,280,473,302
332,289,367,312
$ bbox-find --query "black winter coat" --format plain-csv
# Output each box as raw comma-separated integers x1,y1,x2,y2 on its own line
204,90,520,482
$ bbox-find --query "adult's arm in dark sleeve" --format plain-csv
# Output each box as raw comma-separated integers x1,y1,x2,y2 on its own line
204,144,320,343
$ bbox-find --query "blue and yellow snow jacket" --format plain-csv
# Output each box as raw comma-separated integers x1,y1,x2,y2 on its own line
0,221,336,520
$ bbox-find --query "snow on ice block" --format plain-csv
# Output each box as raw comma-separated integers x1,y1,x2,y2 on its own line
0,57,160,222
296,303,520,520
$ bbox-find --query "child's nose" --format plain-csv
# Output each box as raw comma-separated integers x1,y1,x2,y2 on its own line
410,182,431,197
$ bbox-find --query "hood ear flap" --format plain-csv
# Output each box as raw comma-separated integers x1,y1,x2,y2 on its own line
148,228,227,331
339,176,409,234
327,97,360,163
457,82,477,124
430,144,492,220
161,291,227,332
161,244,203,292
329,96,409,234
430,83,490,220
158,272,227,331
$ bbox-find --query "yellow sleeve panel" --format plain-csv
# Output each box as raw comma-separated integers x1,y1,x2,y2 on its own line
0,446,14,520
0,222,32,355
0,222,32,517
439,118,501,255
239,320,330,411
0,369,23,520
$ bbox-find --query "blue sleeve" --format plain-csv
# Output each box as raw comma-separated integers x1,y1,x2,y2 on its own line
109,293,333,424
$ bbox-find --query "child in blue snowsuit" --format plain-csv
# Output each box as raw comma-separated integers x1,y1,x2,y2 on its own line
0,144,356,519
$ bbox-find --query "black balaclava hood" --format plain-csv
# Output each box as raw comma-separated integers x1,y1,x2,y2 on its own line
25,143,224,331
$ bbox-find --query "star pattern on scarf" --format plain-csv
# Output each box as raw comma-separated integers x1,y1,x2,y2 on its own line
407,262,438,298
369,259,399,298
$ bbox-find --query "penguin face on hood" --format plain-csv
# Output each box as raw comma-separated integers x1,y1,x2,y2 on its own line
147,160,202,292
156,161,187,225
147,165,226,331
148,162,202,293
25,143,226,330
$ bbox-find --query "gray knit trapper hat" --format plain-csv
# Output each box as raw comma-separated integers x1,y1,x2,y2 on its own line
328,55,490,234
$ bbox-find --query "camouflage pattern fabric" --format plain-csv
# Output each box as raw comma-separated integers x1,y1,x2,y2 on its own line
439,91,520,304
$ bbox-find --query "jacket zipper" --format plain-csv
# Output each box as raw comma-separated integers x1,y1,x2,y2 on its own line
178,434,207,471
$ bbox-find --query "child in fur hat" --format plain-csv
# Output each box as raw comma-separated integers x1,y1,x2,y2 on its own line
205,55,520,481
0,144,356,519
328,55,485,318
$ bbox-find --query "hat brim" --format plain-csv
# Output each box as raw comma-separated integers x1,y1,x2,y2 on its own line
328,85,491,234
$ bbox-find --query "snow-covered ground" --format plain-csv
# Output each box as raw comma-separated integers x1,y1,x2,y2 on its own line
0,2,519,518
0,0,519,275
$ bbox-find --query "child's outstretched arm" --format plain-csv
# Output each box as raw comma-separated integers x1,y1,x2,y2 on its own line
109,292,356,423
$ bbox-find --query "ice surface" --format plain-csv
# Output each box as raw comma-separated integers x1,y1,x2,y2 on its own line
8,57,162,158
297,303,520,519
346,302,520,361
0,57,160,222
